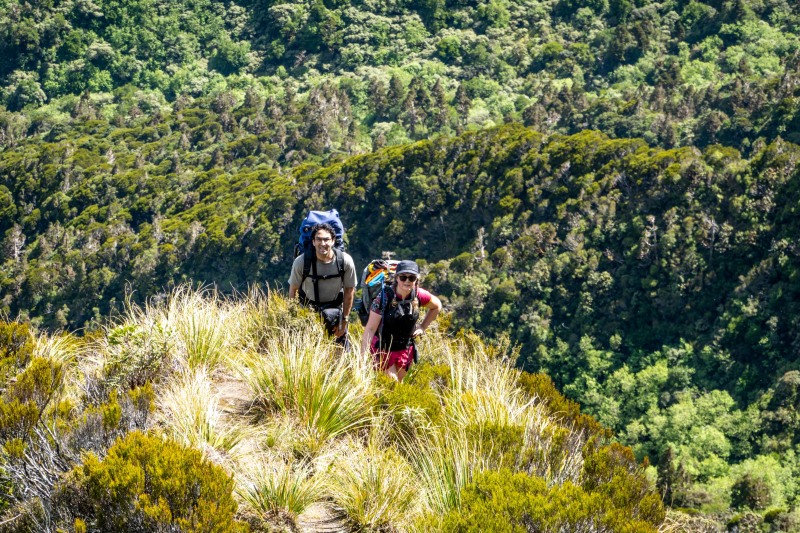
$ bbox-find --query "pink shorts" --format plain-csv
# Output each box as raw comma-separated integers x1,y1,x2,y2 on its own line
371,337,415,371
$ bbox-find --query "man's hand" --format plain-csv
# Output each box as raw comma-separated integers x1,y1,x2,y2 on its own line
335,321,348,338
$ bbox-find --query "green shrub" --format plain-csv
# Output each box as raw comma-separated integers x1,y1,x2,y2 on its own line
407,362,451,392
0,357,63,445
378,363,450,440
379,375,443,429
517,372,610,439
581,440,665,526
425,468,660,532
0,322,34,383
464,422,526,470
57,431,249,533
96,322,170,397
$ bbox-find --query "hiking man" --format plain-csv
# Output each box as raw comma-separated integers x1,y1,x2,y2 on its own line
288,223,357,348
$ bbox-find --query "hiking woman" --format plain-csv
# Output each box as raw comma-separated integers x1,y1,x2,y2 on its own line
360,260,442,382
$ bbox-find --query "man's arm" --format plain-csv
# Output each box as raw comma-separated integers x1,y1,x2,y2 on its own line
288,255,303,299
342,286,355,316
334,286,355,338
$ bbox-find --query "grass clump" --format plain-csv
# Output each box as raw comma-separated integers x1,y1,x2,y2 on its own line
155,367,247,460
402,426,477,516
235,329,376,443
236,454,324,524
327,437,420,531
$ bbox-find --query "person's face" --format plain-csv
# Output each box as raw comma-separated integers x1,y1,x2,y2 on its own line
396,273,417,292
313,230,334,256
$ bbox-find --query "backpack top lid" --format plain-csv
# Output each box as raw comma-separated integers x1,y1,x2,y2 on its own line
363,259,399,288
295,209,346,257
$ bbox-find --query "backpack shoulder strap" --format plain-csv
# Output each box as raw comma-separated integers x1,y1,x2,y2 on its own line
380,286,395,314
378,285,390,342
299,252,322,305
335,248,345,280
301,252,313,283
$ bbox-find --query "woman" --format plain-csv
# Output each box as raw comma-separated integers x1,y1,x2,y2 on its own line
361,260,442,382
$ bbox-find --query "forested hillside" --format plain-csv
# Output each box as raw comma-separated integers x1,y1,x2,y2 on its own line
2,0,800,528
2,0,799,151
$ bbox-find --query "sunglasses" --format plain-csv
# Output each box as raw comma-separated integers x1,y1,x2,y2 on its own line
396,274,418,282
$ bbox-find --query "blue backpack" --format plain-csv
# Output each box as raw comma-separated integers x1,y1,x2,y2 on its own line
294,209,346,259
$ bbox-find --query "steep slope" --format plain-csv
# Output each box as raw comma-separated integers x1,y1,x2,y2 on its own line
3,123,800,519
0,289,664,531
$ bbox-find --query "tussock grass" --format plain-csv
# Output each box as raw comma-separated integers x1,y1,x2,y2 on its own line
522,406,585,485
236,453,325,522
163,286,238,369
33,332,81,364
155,366,248,460
237,285,319,350
402,426,478,516
6,286,650,532
234,328,376,442
327,436,421,530
438,334,532,437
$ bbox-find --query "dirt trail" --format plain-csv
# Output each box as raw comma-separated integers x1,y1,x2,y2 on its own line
213,376,348,532
297,504,347,532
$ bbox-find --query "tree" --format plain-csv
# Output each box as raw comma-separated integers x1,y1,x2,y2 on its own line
731,473,771,511
657,446,690,506
368,77,388,120
431,78,449,129
388,74,405,115
455,82,470,126
4,225,26,263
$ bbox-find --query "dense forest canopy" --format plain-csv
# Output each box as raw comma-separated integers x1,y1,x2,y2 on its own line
1,0,799,150
2,0,800,527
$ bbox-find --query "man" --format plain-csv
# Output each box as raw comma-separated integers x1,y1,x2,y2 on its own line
288,223,357,348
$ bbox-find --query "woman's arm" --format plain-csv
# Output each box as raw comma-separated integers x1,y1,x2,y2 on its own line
414,294,442,336
361,310,383,355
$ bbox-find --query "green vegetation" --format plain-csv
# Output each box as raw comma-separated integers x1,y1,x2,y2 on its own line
0,289,661,531
58,431,247,533
2,0,799,148
2,0,800,526
2,121,800,524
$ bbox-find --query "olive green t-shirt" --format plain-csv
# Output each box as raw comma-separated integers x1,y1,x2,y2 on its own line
288,251,357,304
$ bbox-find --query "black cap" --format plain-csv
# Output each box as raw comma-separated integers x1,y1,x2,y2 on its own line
395,260,420,276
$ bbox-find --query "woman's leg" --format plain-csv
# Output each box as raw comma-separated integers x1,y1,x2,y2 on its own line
384,364,407,382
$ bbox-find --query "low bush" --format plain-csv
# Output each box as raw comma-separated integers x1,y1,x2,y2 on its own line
0,356,63,447
56,431,248,532
517,372,609,439
581,440,665,525
0,322,34,383
378,375,444,439
425,468,661,532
